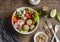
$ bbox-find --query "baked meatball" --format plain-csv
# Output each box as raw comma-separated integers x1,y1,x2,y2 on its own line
26,19,32,25
17,26,22,31
30,25,35,30
23,25,29,31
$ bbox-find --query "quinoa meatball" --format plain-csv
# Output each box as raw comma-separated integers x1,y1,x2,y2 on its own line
30,25,35,30
23,25,29,31
17,26,22,31
26,19,32,25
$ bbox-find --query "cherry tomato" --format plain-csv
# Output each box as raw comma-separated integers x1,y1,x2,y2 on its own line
26,13,32,19
26,10,34,19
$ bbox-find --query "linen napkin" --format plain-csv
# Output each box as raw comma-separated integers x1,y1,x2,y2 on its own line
0,18,20,42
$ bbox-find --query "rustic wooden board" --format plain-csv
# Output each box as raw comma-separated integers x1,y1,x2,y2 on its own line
0,0,60,42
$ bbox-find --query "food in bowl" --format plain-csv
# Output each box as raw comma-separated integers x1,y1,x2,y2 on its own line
38,34,46,42
12,7,39,34
34,32,48,42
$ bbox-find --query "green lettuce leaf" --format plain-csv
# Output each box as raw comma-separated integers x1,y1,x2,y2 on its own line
28,8,33,13
20,30,28,33
34,12,39,23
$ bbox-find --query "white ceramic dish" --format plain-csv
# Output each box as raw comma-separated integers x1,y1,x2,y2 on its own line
34,32,48,42
12,7,39,34
28,0,40,5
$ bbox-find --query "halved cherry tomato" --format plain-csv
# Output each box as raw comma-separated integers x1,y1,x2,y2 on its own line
26,9,34,19
26,13,32,19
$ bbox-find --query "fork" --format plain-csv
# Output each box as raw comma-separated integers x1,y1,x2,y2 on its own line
46,20,59,42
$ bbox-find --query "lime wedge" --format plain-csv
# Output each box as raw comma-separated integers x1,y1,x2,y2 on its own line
57,14,60,22
50,9,57,17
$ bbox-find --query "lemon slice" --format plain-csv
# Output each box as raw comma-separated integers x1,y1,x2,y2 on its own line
50,9,57,17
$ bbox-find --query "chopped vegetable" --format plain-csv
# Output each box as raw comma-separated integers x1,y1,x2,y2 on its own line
23,10,26,14
26,10,34,19
34,12,39,23
18,20,25,26
23,17,27,20
28,8,33,13
16,9,23,16
20,30,28,33
14,22,18,28
26,13,32,19
12,7,39,33
13,16,18,23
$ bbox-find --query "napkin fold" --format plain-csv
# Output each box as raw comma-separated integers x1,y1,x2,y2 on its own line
0,18,20,42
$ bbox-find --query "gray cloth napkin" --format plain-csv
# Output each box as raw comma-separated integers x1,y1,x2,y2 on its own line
0,18,20,42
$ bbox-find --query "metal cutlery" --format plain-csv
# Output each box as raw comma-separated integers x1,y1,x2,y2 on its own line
46,20,60,42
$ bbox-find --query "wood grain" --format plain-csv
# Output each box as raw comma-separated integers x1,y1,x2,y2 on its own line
0,0,60,42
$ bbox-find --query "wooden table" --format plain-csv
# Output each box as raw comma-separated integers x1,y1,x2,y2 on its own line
0,0,60,42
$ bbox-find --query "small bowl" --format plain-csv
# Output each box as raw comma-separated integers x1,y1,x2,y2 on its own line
12,7,39,34
34,32,48,42
28,0,40,5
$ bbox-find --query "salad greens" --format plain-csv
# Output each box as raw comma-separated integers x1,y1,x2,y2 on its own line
16,9,23,16
28,8,33,13
34,11,39,23
13,7,40,33
28,8,39,23
20,30,28,33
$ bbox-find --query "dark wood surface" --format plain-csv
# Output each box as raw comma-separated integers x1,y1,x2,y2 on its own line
0,0,60,42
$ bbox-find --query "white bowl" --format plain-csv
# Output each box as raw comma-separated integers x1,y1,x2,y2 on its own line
28,0,40,5
12,7,39,34
34,32,48,42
